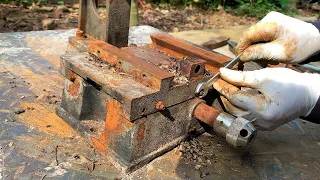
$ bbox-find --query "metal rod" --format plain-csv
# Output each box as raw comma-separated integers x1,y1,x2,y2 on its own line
193,103,220,126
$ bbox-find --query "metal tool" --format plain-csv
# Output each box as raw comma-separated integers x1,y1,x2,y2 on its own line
195,53,242,98
193,103,256,148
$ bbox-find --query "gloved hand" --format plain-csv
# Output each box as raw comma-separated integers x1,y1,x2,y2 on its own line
236,11,320,63
213,67,320,131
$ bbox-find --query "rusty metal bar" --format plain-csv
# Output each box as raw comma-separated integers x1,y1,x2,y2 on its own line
88,40,174,90
193,103,220,126
78,0,131,47
150,34,232,73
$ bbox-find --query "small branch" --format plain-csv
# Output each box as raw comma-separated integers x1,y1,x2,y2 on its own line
55,145,59,166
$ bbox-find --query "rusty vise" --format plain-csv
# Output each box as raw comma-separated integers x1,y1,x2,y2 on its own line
56,0,257,173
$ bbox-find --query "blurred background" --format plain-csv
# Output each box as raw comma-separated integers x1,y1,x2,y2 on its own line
0,0,319,33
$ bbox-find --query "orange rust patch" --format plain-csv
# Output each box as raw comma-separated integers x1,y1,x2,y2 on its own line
135,122,146,156
150,34,230,69
0,63,63,96
194,103,220,126
91,99,134,153
68,70,77,82
105,99,123,131
91,133,108,152
136,122,146,144
19,102,78,137
67,70,81,96
110,80,121,86
88,40,174,90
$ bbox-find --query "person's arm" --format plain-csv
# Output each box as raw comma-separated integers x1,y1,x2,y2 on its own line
298,21,320,122
311,20,320,31
301,98,320,123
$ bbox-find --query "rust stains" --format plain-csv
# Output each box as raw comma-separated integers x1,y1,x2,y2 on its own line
91,131,108,152
193,103,220,126
155,101,166,111
0,62,63,96
91,99,134,153
135,122,146,155
88,40,174,90
75,29,86,40
110,79,121,86
67,70,80,97
18,102,78,137
150,34,231,74
136,122,146,143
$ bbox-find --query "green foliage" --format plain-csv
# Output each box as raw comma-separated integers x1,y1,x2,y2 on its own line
233,0,296,19
279,0,288,8
147,0,297,19
57,0,64,5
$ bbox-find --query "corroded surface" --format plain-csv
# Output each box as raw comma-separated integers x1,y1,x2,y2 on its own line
0,28,320,179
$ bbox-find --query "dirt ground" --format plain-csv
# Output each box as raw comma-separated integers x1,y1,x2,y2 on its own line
1,2,319,34
0,4,78,33
0,3,258,33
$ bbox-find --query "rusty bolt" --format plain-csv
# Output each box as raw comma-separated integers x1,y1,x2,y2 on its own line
155,101,166,111
75,29,84,38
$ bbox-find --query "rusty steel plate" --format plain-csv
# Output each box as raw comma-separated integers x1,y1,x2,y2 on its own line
0,27,320,179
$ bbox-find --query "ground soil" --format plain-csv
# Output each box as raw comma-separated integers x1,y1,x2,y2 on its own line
0,3,258,33
0,3,78,33
1,2,318,33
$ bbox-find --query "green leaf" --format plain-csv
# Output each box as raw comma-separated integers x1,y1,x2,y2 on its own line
57,1,64,5
279,0,288,8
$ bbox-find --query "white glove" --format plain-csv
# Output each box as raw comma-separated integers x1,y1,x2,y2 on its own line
236,11,320,63
213,67,320,131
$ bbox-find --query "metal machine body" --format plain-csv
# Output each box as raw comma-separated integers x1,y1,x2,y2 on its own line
57,0,256,173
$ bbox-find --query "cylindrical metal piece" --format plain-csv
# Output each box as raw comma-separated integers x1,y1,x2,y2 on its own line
226,116,256,148
193,103,257,148
193,103,220,126
214,112,235,137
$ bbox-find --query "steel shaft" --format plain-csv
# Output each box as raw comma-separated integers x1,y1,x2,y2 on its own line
193,103,257,148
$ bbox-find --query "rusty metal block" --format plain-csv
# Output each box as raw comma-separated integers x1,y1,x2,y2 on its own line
150,34,231,74
179,57,206,80
88,40,174,90
58,7,234,172
201,35,230,50
57,31,234,173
